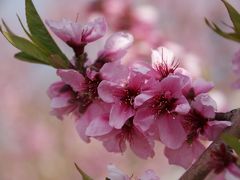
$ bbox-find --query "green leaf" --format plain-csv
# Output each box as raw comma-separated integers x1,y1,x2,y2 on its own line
74,163,93,180
49,54,73,69
222,133,240,156
15,52,49,65
16,14,32,39
222,0,240,33
1,26,50,64
205,18,240,42
25,0,69,67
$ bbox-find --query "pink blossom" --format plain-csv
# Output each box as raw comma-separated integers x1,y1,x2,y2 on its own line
47,81,79,120
46,17,107,46
48,69,102,120
183,78,214,101
93,117,155,159
210,144,240,180
184,94,230,142
134,75,190,149
98,32,134,62
98,70,146,129
164,93,229,169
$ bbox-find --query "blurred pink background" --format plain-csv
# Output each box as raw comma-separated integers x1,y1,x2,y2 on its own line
0,0,240,179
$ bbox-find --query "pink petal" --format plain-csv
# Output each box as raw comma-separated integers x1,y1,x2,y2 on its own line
134,94,152,107
57,69,85,92
98,80,119,103
175,96,190,114
99,32,134,61
151,47,174,70
227,163,240,178
157,75,182,97
51,95,71,108
109,103,135,129
75,101,110,142
133,108,154,131
102,131,127,153
46,19,82,44
47,81,65,98
85,115,113,136
158,115,186,149
164,142,193,169
192,93,217,118
75,114,91,143
192,79,214,95
100,62,130,83
82,17,107,43
130,128,155,159
205,121,231,141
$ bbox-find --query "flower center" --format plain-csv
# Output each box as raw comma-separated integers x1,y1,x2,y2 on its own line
78,75,102,113
120,88,140,107
117,117,135,152
183,109,209,143
67,74,102,113
155,59,179,80
151,92,177,116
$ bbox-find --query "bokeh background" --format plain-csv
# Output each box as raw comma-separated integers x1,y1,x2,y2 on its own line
0,0,240,179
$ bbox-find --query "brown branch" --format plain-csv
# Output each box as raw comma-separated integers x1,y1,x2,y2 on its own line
180,108,240,180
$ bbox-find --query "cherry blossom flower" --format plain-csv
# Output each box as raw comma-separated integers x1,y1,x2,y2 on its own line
46,17,107,55
48,69,102,120
209,144,240,180
89,116,155,159
134,75,190,149
98,70,146,129
165,94,230,169
47,81,80,120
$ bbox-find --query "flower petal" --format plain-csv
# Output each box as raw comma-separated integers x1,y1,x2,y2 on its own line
130,128,155,159
98,80,120,103
158,115,186,149
57,69,85,92
98,32,134,61
109,103,135,129
82,17,107,43
133,108,154,131
164,142,193,169
85,115,112,136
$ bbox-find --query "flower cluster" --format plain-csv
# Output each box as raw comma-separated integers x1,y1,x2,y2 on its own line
47,17,230,168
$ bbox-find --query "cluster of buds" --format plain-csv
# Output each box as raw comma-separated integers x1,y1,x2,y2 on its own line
46,17,231,169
